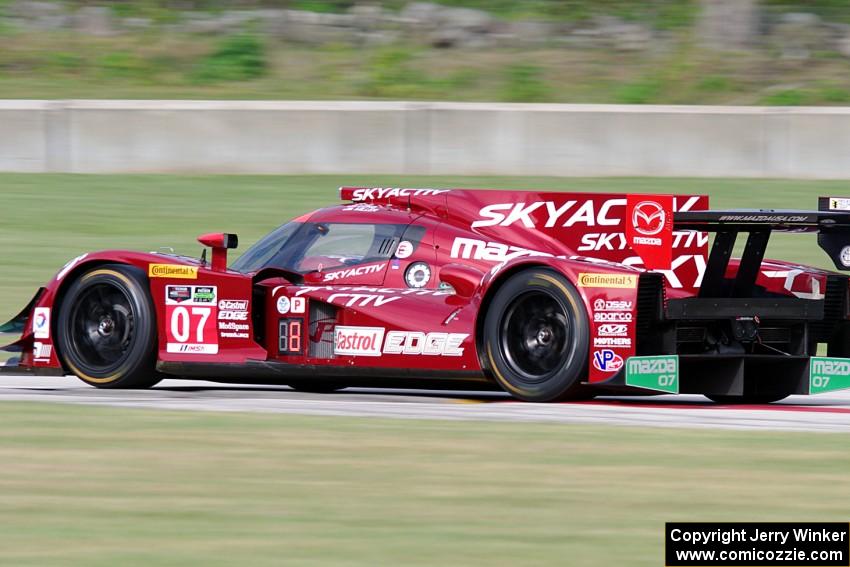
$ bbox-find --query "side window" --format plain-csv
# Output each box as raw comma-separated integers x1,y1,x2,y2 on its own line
295,223,402,277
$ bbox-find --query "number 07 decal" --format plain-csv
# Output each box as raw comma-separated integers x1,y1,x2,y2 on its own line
165,285,219,354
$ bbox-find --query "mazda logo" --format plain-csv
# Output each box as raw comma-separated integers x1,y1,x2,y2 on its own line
633,201,666,236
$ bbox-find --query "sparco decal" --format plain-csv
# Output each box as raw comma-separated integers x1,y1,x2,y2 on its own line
351,187,449,201
578,273,637,288
471,197,700,229
334,326,385,356
383,332,468,356
450,237,552,263
323,263,385,282
594,312,633,322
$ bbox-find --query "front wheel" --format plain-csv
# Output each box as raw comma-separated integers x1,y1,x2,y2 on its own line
56,264,160,389
483,269,590,402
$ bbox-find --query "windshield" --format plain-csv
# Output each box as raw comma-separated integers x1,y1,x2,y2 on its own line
231,222,301,273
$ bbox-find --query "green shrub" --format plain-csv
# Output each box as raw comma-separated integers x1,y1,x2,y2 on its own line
192,34,267,83
501,64,549,102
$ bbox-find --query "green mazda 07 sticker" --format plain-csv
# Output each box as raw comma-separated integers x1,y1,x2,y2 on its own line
809,357,850,394
625,355,679,394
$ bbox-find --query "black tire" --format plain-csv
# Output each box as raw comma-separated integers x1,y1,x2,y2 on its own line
705,394,789,404
56,264,160,389
287,381,347,393
483,268,590,402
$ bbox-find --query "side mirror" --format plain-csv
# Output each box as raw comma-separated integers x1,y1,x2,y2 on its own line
439,264,483,298
197,232,238,271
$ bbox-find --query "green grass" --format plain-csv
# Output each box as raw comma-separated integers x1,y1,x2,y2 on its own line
0,402,848,566
2,174,849,319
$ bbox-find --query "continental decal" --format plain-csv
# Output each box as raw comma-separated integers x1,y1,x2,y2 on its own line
577,273,637,288
149,264,198,279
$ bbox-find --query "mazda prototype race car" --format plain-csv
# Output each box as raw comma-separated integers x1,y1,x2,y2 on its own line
5,188,850,403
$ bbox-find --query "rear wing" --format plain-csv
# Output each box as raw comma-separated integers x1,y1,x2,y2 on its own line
662,197,850,298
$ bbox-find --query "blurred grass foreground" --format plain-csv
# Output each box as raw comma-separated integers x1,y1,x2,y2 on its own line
0,0,849,104
1,402,849,566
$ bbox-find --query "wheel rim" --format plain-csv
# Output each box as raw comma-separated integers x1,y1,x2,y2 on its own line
68,282,135,372
500,290,571,382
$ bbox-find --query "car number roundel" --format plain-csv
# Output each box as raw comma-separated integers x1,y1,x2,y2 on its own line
165,285,218,354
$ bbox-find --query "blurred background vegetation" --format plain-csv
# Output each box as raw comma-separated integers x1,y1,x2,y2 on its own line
0,0,848,104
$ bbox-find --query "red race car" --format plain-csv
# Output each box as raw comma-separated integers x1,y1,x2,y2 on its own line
3,187,850,403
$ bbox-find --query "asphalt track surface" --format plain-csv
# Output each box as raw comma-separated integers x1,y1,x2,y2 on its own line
2,374,850,432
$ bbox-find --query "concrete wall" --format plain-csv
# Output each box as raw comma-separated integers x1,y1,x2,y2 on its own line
2,100,850,178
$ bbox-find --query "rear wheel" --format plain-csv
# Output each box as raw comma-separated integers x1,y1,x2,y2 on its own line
483,269,590,402
56,264,160,389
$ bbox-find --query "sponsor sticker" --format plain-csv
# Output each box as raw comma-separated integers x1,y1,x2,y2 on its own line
383,332,467,356
149,264,198,279
593,312,633,322
593,298,633,312
168,286,192,303
323,263,385,282
192,286,216,303
219,299,248,311
395,241,414,259
277,296,291,314
625,355,678,393
342,203,381,212
578,273,637,289
592,349,624,372
291,297,306,314
809,357,850,394
829,197,850,211
33,341,52,360
32,307,50,339
593,337,631,348
349,187,448,201
334,326,385,357
219,310,248,321
597,323,629,336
